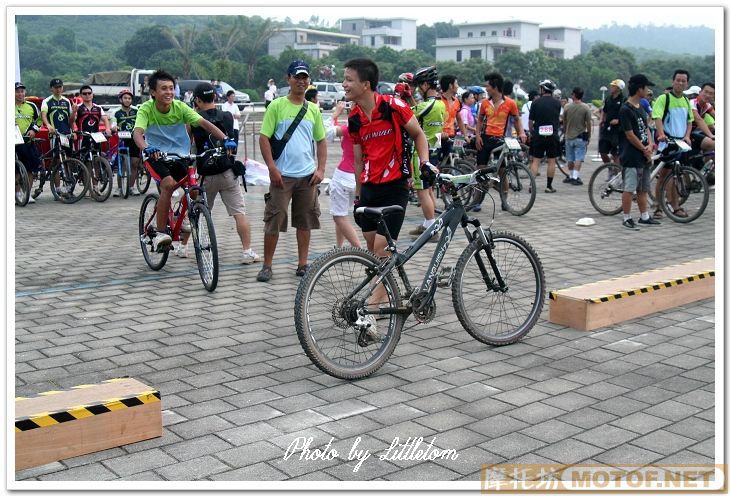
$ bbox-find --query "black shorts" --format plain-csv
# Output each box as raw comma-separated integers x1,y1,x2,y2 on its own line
120,138,141,159
147,158,187,183
357,178,409,239
530,135,560,159
690,130,709,150
598,129,620,155
15,142,41,173
476,135,504,166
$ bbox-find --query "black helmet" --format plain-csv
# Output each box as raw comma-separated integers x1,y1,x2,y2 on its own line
193,82,216,100
413,66,439,86
539,79,556,93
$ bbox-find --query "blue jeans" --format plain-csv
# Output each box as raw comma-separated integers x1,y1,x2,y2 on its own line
565,138,588,162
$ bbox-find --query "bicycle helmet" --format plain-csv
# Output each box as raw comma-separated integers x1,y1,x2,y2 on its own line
413,66,439,86
397,72,414,84
554,88,562,98
538,79,556,93
118,88,133,99
468,85,485,95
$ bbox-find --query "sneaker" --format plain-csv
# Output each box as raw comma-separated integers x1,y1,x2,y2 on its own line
113,188,121,197
409,225,427,237
173,243,189,258
241,249,261,265
545,186,557,193
622,218,640,231
132,185,141,196
151,231,172,252
428,231,440,243
256,265,273,282
56,184,68,195
15,192,23,203
638,217,661,226
573,177,583,185
562,177,573,184
28,196,36,204
181,217,192,233
501,201,509,211
358,315,384,346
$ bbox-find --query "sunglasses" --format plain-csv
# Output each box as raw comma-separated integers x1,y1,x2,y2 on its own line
81,91,93,95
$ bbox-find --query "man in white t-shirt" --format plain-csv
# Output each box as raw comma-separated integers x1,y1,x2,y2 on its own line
264,78,277,108
220,90,242,145
521,90,538,140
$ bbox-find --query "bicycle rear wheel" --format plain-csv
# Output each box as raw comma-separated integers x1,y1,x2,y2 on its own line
138,193,169,270
659,166,709,223
137,165,152,194
588,163,624,216
15,160,30,207
500,161,536,216
51,158,89,204
452,231,545,345
89,156,113,202
190,202,219,292
295,248,404,380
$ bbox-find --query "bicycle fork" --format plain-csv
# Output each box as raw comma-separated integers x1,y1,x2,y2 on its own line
468,225,508,293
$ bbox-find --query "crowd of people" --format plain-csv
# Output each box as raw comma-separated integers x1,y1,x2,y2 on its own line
15,56,716,282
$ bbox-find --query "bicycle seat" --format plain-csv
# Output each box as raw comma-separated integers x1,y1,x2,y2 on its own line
356,205,404,218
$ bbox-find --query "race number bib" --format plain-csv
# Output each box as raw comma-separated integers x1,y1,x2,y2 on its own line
59,134,70,147
15,126,24,145
676,140,691,152
538,125,554,136
504,137,522,150
91,132,107,143
118,131,132,139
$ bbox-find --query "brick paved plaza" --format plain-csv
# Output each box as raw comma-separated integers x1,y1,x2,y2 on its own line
13,134,717,485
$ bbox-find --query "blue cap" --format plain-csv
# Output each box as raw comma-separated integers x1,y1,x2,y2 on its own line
287,60,310,76
468,85,485,94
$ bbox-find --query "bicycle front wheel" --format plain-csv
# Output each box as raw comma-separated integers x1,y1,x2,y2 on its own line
51,158,89,204
295,248,404,380
89,156,113,202
659,166,709,223
191,202,219,292
120,154,131,199
588,163,624,216
138,193,169,270
500,161,536,216
137,165,152,194
452,231,545,345
15,160,30,207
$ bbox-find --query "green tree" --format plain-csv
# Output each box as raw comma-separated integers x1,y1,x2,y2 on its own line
119,25,173,68
417,22,458,57
161,25,204,79
50,27,77,51
236,16,277,86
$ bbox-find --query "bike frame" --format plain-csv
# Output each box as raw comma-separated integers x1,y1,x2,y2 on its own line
348,179,504,319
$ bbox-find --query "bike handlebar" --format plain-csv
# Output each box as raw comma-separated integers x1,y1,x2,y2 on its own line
144,147,224,163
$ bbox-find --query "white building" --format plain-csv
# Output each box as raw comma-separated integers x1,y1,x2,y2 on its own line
268,28,360,60
339,17,417,51
435,21,581,62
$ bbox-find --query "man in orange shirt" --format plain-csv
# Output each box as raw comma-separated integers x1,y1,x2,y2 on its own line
472,71,527,211
439,74,468,163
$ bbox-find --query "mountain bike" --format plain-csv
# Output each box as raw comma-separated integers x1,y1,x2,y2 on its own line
588,138,709,223
15,156,31,207
467,137,536,216
295,167,545,379
109,131,136,198
76,131,113,202
31,134,90,204
138,148,222,292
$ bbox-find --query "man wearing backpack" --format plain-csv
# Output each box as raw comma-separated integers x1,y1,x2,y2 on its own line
258,60,327,282
190,83,260,265
651,69,694,219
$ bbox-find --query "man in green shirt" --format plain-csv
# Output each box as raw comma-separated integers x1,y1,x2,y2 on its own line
133,70,236,252
408,66,446,241
15,82,42,202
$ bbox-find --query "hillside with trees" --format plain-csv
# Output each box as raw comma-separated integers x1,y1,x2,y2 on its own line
16,16,715,101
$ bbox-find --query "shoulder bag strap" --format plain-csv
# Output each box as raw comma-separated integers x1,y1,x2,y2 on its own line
280,101,308,144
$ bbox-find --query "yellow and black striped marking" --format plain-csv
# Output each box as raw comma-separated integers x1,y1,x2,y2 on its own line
15,379,160,432
549,269,715,303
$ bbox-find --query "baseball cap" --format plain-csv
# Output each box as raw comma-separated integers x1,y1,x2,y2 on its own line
193,82,216,99
683,85,701,96
15,82,26,90
610,79,625,90
628,74,655,88
49,78,63,88
287,60,310,77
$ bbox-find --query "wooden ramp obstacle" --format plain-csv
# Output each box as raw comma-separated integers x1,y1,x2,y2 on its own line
15,378,161,471
549,258,715,331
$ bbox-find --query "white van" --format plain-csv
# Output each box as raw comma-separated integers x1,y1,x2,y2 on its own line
312,81,345,110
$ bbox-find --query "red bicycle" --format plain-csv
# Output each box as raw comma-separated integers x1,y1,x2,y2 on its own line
138,148,221,291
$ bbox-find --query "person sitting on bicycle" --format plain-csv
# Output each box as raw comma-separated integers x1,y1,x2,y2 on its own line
112,88,141,196
133,70,236,252
191,82,261,265
15,82,42,203
473,71,527,211
688,82,715,154
408,66,446,242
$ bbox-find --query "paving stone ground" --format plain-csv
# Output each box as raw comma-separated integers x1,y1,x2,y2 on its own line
13,123,716,484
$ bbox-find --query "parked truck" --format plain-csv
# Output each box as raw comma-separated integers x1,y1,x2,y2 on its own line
73,69,155,105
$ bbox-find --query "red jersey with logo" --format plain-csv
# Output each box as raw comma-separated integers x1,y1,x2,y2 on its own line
349,93,414,184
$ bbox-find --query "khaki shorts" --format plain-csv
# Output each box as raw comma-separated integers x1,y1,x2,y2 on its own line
263,175,321,233
202,169,246,216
